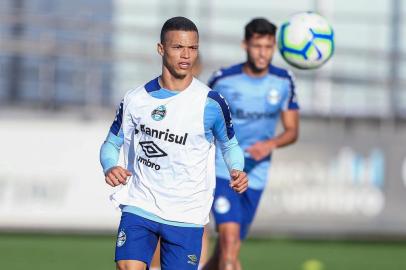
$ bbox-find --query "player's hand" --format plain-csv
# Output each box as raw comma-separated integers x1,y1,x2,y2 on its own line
229,170,248,194
105,166,132,187
245,140,277,161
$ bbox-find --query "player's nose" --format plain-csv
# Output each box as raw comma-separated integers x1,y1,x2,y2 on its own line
259,47,267,57
181,48,190,58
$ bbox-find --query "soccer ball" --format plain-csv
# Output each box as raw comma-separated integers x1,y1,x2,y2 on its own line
278,11,334,69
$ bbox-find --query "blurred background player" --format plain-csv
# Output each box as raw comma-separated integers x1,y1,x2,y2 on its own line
203,18,300,270
100,16,248,270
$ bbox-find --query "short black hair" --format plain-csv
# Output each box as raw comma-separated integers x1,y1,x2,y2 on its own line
244,18,277,41
160,16,199,43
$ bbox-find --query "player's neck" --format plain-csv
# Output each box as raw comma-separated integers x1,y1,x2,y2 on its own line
243,62,268,78
160,69,193,92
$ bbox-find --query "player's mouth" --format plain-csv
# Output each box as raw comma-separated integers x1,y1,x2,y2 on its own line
257,58,268,66
179,62,191,69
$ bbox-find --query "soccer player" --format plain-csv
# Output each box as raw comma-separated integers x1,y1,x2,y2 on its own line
99,17,248,270
203,18,300,270
149,54,212,270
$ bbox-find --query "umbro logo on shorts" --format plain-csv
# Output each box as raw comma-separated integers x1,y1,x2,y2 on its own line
187,254,198,265
117,230,126,247
139,141,167,158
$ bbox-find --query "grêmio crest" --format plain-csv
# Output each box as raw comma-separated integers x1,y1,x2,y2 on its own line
151,105,167,121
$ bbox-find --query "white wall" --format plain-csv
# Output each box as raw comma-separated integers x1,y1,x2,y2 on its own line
0,115,121,232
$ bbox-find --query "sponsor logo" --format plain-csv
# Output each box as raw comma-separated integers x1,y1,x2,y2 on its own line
214,196,230,214
230,91,242,101
117,230,126,247
139,141,167,158
137,156,161,170
138,124,188,145
187,254,198,265
232,108,276,120
151,105,166,121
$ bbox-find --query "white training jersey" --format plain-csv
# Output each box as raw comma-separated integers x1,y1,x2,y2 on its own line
110,78,214,225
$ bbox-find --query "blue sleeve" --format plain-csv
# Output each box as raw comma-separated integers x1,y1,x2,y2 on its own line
110,100,124,135
100,101,125,174
206,91,244,171
282,71,299,111
100,130,124,174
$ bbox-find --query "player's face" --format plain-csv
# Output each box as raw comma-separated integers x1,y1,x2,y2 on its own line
244,33,276,73
158,30,199,79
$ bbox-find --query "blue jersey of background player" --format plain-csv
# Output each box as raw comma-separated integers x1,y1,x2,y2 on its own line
203,18,299,270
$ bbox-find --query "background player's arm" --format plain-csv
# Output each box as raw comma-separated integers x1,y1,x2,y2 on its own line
246,110,299,160
207,91,248,193
272,109,299,146
99,100,131,186
246,72,300,161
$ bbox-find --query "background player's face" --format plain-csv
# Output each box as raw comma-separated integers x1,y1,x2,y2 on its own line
244,33,276,73
158,30,199,79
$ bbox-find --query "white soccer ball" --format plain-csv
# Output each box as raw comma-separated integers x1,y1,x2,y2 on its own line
278,11,334,69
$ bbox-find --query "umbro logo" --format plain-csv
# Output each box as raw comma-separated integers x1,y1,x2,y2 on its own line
187,254,198,265
139,141,167,158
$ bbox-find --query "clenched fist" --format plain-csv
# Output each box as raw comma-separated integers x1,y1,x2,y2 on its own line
105,166,132,187
229,169,248,193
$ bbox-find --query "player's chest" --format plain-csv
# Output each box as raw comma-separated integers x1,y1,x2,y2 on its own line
125,92,206,132
220,81,285,113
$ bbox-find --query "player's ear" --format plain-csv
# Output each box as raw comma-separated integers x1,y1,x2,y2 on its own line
241,40,248,51
157,43,164,56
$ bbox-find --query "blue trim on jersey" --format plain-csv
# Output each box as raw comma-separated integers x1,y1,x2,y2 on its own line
150,88,178,99
207,91,235,139
268,64,291,79
208,63,243,88
144,77,161,92
269,65,299,110
122,205,203,228
204,98,218,142
206,97,244,171
287,82,299,110
110,100,124,135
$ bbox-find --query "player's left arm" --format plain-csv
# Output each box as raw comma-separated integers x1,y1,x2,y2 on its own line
207,91,248,193
246,71,300,161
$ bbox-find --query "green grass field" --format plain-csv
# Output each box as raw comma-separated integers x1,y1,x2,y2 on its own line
1,234,406,270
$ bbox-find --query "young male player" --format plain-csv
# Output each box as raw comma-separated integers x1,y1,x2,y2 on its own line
149,54,212,270
203,18,300,270
99,17,248,270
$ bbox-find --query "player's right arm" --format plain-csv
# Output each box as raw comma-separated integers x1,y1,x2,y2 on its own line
99,100,131,186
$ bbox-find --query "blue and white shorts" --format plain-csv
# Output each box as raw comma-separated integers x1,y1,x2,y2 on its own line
115,212,204,270
212,177,263,239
